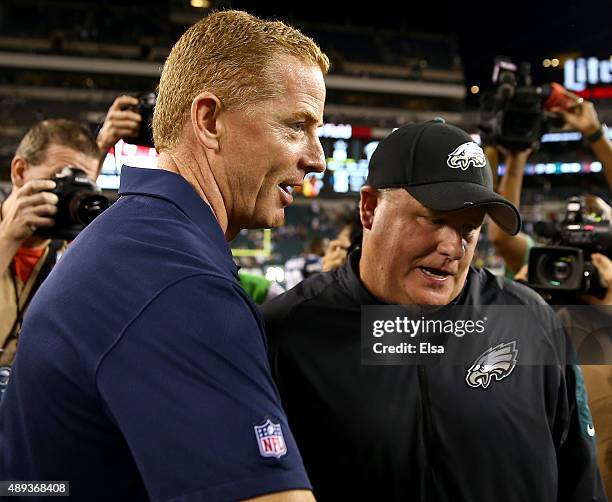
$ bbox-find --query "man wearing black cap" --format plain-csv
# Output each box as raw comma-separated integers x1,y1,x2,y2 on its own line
263,120,606,501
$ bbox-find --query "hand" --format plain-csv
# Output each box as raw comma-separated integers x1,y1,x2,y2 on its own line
581,253,612,305
497,145,532,163
513,264,528,282
483,145,499,165
321,236,350,272
550,90,601,136
0,179,58,245
96,95,141,154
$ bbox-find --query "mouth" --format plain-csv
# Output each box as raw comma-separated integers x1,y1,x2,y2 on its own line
277,182,301,206
278,183,294,195
418,266,453,281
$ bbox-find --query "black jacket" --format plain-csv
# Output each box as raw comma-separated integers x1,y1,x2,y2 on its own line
263,252,606,502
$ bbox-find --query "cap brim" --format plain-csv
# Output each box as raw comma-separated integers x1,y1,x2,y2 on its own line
405,182,521,235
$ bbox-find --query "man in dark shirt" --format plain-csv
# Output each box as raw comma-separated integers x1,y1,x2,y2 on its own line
264,120,606,501
1,11,329,501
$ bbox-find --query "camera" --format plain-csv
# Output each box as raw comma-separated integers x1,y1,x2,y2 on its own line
528,196,612,299
122,92,156,148
35,167,109,240
479,57,569,151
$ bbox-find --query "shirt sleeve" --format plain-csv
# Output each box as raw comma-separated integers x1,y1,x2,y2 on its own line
95,274,311,502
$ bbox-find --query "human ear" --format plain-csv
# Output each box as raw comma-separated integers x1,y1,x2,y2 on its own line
10,156,29,187
190,92,223,151
359,186,380,230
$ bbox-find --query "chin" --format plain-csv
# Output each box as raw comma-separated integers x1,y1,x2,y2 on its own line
408,288,455,306
272,212,285,227
272,203,288,226
420,296,452,306
250,208,285,229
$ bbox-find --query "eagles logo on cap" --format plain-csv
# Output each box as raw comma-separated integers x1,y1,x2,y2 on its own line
447,142,488,171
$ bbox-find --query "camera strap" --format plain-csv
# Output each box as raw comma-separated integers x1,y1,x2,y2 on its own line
3,239,64,351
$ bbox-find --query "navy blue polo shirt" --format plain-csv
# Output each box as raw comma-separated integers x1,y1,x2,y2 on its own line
0,166,310,501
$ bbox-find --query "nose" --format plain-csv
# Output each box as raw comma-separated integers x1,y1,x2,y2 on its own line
300,136,326,174
436,224,466,261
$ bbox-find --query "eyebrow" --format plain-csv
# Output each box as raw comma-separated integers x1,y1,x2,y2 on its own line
287,111,323,127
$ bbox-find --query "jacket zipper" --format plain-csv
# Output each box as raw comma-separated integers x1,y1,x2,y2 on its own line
417,363,437,502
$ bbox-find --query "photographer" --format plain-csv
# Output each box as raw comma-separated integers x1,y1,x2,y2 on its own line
0,119,101,371
488,95,612,277
0,93,145,377
486,96,612,499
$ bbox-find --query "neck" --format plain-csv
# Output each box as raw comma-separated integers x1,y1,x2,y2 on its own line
157,151,232,240
358,238,381,299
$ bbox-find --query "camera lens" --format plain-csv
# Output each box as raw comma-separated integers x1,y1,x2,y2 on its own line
69,192,110,225
551,260,571,281
540,255,574,286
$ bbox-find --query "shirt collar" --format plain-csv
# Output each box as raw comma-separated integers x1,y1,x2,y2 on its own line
118,166,239,280
119,166,216,227
338,250,386,305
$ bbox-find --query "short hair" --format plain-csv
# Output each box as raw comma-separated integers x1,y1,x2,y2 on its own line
153,10,330,152
16,119,99,165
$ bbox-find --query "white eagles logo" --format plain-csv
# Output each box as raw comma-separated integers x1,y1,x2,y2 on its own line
466,341,518,389
447,142,487,171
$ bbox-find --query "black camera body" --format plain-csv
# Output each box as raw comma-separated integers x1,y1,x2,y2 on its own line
128,92,156,148
479,58,564,152
35,167,109,241
528,197,612,299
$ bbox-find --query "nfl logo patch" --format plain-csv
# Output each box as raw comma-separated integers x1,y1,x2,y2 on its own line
254,418,287,458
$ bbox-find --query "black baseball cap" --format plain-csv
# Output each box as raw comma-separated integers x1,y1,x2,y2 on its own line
366,119,521,235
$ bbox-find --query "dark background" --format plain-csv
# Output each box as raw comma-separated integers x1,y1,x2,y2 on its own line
232,0,612,88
